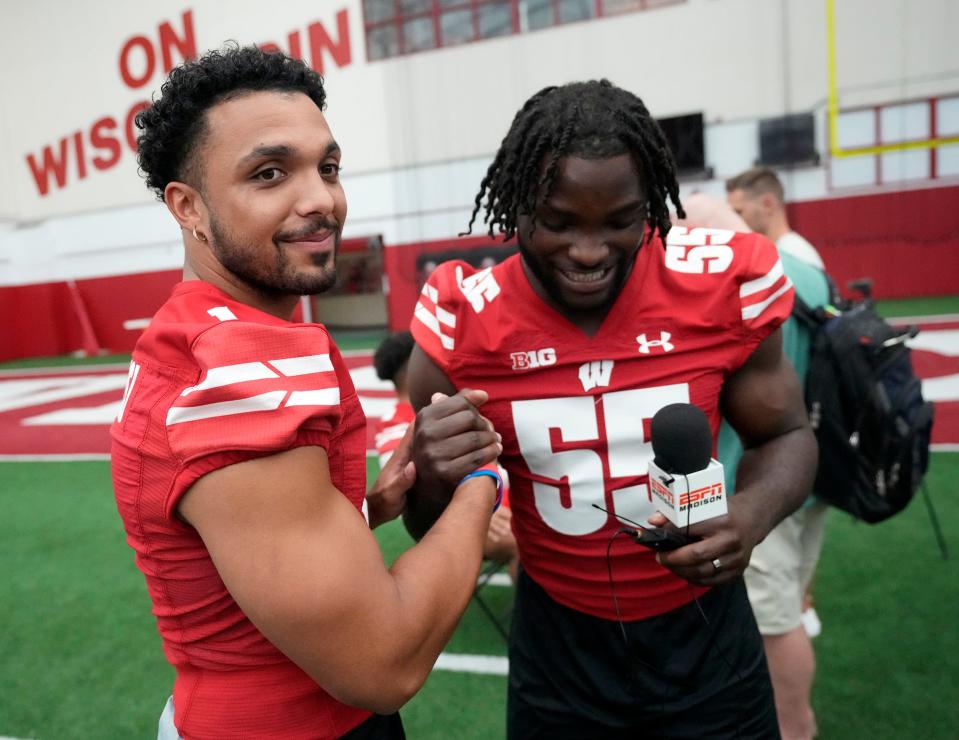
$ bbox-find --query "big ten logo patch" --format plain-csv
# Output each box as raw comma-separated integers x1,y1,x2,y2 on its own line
511,348,557,371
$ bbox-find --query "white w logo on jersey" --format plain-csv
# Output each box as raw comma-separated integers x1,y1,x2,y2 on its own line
455,265,500,313
578,360,614,392
637,332,674,354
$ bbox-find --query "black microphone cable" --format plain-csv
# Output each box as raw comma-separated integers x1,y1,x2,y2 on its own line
601,477,748,740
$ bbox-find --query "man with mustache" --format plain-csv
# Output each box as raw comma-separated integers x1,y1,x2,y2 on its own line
406,80,817,738
111,46,502,740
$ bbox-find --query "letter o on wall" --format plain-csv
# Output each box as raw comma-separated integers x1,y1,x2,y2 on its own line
119,35,156,89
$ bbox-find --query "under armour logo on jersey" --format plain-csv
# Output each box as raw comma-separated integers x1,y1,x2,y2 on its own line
456,265,500,313
637,332,674,354
578,360,614,392
511,348,557,371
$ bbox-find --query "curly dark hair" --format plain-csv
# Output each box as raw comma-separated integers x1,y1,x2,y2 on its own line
464,79,684,243
373,331,415,383
136,44,327,200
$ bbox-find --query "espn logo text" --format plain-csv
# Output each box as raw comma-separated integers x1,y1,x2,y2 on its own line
511,348,557,371
650,478,725,510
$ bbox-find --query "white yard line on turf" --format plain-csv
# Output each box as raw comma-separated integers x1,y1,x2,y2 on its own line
889,313,959,325
434,653,509,676
483,572,513,588
0,362,131,376
0,453,111,462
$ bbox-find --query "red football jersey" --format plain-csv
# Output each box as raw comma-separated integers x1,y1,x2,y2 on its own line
111,281,370,739
411,227,793,621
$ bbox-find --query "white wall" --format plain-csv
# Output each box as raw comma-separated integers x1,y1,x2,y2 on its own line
1,0,957,285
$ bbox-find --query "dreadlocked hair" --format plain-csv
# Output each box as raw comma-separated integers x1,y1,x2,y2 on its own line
463,80,685,244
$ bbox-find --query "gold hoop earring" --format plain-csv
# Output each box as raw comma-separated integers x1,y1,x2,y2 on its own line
192,227,207,242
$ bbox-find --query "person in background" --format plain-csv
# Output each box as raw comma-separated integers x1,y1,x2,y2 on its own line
692,182,830,740
374,331,518,581
726,166,825,270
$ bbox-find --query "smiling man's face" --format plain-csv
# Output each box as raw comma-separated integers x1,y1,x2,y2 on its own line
197,90,347,297
516,152,647,323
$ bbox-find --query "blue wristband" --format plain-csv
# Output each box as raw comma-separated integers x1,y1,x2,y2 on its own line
459,470,504,512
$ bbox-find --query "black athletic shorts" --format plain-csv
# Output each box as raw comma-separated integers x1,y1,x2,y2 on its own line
507,571,779,739
340,711,405,739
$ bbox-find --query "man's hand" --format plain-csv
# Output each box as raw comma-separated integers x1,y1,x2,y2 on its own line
412,388,501,497
483,506,516,564
366,424,416,528
404,389,501,540
647,499,759,586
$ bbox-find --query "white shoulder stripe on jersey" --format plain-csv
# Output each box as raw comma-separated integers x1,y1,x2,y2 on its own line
181,355,335,397
423,283,440,304
269,354,333,376
436,304,456,329
168,390,286,425
742,278,794,320
286,387,341,407
181,362,278,396
740,260,785,298
414,302,455,350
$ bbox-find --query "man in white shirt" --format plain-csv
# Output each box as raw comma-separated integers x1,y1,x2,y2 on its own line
726,168,828,740
726,166,825,270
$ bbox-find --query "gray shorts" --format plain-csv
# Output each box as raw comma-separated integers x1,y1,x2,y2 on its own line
744,501,828,634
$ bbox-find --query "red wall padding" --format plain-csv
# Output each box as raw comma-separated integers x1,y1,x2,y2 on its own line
3,184,957,361
1,282,87,361
788,184,959,299
0,270,180,362
73,270,181,352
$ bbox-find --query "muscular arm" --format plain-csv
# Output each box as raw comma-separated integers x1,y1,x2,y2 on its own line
654,328,817,584
721,328,816,539
179,443,497,714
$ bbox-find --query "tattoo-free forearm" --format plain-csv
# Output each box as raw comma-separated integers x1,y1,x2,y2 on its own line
732,424,818,543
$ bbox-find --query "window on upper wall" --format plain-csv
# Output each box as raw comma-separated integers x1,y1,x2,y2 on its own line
363,0,685,61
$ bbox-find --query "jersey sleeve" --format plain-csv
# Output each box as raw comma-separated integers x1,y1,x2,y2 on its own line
410,261,467,372
733,232,795,368
164,320,343,515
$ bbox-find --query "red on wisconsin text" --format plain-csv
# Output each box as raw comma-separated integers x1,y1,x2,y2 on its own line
24,8,352,198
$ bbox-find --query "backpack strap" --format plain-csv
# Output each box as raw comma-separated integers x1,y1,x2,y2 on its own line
791,294,822,330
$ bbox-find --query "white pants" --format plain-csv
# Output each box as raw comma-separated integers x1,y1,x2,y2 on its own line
158,696,184,740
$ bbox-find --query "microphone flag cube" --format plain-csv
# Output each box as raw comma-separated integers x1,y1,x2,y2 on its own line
647,458,728,527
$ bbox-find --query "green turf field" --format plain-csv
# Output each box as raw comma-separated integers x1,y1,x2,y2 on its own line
2,295,957,738
1,456,956,739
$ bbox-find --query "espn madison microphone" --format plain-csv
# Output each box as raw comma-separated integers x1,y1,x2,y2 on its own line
648,403,728,527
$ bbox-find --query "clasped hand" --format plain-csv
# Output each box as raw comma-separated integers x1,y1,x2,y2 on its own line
367,389,500,528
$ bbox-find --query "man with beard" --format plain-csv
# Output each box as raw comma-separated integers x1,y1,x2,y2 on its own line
406,80,817,738
111,46,502,740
